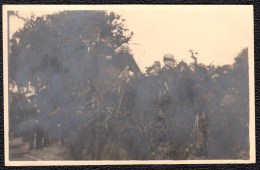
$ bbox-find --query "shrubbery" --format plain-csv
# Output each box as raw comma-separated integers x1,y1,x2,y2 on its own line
9,11,249,160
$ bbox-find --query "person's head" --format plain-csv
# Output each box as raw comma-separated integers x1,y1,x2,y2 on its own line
163,53,176,68
153,61,161,69
149,61,161,76
120,43,130,53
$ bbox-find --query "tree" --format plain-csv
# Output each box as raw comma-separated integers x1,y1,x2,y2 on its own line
9,10,133,149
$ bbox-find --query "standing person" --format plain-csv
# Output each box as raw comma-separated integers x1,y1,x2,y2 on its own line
114,43,140,74
162,54,176,71
114,43,140,114
157,53,176,128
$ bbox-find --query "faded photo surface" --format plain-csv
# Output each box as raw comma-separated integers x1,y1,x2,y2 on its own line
3,5,255,165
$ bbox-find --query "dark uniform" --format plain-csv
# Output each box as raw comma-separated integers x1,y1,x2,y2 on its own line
157,54,176,128
114,44,140,114
112,51,140,74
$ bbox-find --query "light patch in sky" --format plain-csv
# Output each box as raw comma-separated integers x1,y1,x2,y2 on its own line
9,6,253,71
112,7,252,71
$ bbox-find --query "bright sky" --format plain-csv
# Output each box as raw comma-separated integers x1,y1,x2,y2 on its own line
8,5,253,71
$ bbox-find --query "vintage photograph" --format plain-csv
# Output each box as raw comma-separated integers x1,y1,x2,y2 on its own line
3,5,255,165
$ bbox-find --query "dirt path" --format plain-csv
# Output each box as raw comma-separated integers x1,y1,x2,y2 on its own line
9,136,71,161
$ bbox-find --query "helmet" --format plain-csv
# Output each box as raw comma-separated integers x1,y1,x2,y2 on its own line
163,53,175,61
121,43,130,52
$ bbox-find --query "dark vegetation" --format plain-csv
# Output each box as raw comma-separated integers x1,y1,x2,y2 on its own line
8,11,249,160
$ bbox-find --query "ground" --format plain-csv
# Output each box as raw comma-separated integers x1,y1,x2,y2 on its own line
9,136,70,161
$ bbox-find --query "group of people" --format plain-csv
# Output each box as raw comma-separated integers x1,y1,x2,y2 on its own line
90,35,209,155
91,32,179,125
11,32,209,157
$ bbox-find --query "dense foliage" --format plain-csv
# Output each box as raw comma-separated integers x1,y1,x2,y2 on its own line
8,11,249,160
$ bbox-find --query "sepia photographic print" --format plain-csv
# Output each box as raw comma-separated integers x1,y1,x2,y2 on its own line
3,5,255,166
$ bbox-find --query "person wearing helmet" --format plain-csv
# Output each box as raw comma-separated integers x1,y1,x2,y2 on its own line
115,43,130,54
156,53,177,128
163,53,176,70
113,43,140,74
161,53,176,92
114,43,140,114
161,53,176,88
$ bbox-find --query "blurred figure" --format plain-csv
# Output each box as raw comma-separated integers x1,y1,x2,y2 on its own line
162,53,176,70
114,43,140,74
146,61,161,76
157,53,176,128
115,43,140,114
160,53,176,95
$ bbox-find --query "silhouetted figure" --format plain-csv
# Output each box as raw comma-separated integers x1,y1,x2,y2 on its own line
115,43,140,114
114,43,140,74
147,61,161,76
157,53,176,128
